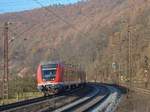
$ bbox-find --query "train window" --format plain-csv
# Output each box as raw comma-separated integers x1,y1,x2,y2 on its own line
42,64,57,68
42,69,56,81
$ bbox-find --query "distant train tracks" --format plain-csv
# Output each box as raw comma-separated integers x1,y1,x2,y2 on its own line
0,83,123,112
120,83,150,95
132,87,150,95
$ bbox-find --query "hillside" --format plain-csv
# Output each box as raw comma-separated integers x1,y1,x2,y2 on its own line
0,0,150,83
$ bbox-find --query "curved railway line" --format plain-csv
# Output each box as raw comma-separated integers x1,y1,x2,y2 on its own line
119,83,150,95
0,96,53,111
132,87,150,95
0,85,92,112
51,83,123,112
0,83,125,112
52,84,109,112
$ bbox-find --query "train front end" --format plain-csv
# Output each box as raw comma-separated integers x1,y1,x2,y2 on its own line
37,62,63,95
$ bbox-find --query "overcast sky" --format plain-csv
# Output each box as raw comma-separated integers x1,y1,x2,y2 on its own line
0,0,81,14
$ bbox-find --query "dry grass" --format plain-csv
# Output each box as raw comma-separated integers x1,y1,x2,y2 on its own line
0,92,42,105
117,91,150,112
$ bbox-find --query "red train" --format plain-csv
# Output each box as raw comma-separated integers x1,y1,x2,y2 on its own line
37,61,86,95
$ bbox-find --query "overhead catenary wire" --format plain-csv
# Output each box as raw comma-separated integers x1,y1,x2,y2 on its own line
1,0,95,42
1,0,93,44
0,4,50,39
32,0,89,38
2,0,84,40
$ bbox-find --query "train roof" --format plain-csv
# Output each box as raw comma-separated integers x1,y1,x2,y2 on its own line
41,61,63,65
40,61,85,70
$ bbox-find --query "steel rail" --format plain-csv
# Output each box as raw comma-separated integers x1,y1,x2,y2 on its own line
52,84,110,112
0,96,52,111
37,84,94,112
92,85,122,112
73,85,110,112
0,84,125,112
0,87,84,112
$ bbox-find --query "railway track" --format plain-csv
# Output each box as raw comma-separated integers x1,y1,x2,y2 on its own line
0,85,93,112
0,95,53,111
0,83,123,112
52,84,109,112
46,83,122,112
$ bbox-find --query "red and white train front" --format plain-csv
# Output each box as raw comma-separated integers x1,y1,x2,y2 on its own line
37,61,86,95
37,62,63,95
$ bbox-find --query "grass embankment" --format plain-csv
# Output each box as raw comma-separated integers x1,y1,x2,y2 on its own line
0,92,43,105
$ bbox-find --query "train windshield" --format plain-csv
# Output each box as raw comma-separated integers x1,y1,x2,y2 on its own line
42,64,57,81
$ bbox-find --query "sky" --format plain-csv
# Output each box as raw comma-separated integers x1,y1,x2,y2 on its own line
0,0,82,14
